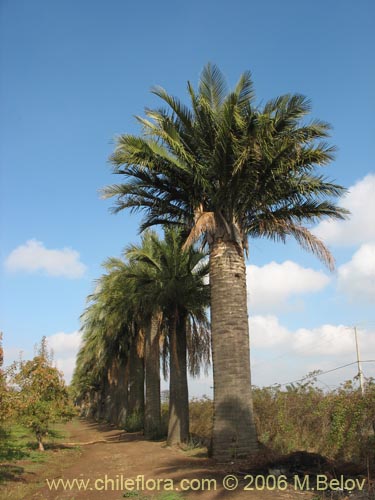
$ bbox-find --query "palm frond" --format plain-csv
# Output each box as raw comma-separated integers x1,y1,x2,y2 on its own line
150,86,194,130
235,70,255,107
183,209,216,249
199,62,228,110
287,224,335,271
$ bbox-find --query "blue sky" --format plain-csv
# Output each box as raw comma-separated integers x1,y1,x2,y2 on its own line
1,0,374,395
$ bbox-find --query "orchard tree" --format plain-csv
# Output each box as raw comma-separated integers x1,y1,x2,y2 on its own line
0,332,13,425
0,332,6,422
12,337,75,450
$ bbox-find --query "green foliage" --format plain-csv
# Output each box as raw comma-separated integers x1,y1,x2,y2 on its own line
0,421,79,495
124,227,210,379
160,402,169,436
189,396,213,443
0,426,30,463
10,337,76,450
125,410,144,432
0,333,14,425
252,378,375,464
189,379,375,467
0,423,67,466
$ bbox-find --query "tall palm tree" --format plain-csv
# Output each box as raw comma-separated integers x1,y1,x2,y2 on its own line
72,261,142,427
99,258,145,428
125,228,210,444
102,64,348,459
124,233,164,438
161,229,210,446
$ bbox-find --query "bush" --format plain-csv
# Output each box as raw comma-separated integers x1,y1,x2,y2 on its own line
125,410,144,432
189,396,212,444
253,378,375,464
188,379,375,467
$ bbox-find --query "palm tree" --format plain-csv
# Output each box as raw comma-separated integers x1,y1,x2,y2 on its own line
74,233,209,441
102,64,348,459
99,258,145,428
125,228,210,444
124,233,164,438
72,261,143,427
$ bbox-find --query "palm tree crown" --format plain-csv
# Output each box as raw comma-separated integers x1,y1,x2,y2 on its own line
103,63,348,268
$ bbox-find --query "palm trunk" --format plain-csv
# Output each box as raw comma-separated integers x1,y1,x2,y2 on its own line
87,390,98,418
108,362,128,426
98,377,109,421
144,315,161,438
91,390,100,420
115,361,129,427
127,337,144,430
210,238,258,460
106,363,118,423
167,310,189,445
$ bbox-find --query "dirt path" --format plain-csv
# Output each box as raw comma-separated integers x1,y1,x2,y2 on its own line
29,418,312,500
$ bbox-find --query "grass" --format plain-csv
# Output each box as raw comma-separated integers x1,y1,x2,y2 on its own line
0,423,74,470
0,420,81,499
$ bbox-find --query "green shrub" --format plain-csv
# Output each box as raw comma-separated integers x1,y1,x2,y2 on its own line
125,410,144,432
187,378,375,467
252,378,375,465
189,396,212,443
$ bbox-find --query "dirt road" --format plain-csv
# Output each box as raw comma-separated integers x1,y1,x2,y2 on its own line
29,419,312,500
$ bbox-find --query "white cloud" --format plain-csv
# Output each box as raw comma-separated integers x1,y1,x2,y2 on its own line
313,174,375,246
250,315,290,348
3,346,25,366
47,330,82,355
337,243,375,302
249,315,375,387
52,356,78,385
46,330,83,384
250,315,375,358
4,239,86,278
293,324,361,356
247,261,330,312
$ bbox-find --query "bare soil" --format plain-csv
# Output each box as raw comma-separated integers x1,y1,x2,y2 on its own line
28,418,312,499
3,418,372,499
